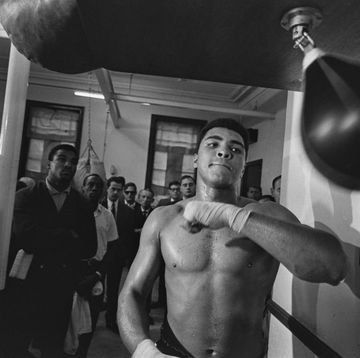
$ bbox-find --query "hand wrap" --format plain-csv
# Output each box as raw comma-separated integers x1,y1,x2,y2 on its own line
183,201,250,233
132,339,178,358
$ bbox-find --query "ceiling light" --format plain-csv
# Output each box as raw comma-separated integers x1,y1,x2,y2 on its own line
74,91,104,99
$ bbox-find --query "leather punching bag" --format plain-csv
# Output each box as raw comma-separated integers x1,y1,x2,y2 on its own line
0,0,97,73
301,48,360,190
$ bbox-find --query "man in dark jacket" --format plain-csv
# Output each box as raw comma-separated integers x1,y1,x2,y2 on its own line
2,144,97,358
102,176,135,333
133,188,154,264
156,181,182,207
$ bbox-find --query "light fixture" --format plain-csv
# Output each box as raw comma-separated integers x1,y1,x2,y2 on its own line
74,90,105,100
281,7,360,190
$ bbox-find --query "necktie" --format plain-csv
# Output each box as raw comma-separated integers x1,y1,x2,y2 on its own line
111,201,116,218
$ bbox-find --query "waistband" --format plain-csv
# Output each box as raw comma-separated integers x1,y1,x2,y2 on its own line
156,318,194,358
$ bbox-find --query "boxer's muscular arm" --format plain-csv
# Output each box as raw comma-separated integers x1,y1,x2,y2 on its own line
118,208,178,358
183,201,347,285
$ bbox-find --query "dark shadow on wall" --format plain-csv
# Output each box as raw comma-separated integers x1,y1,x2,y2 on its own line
292,174,360,357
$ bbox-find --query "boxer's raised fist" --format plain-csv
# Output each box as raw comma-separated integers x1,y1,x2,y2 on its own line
132,339,179,358
183,201,250,233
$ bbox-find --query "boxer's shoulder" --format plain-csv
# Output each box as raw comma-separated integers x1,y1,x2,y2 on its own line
151,202,184,223
242,200,300,224
237,196,256,207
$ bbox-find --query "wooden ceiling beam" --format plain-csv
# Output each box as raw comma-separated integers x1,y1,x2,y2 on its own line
95,68,121,128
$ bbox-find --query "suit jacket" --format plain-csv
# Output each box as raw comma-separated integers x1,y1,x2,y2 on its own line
102,198,135,264
11,181,97,338
13,181,97,267
157,197,181,207
134,205,153,230
124,201,141,211
132,205,153,262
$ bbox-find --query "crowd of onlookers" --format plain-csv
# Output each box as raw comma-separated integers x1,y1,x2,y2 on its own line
245,175,281,204
0,144,198,358
0,141,281,358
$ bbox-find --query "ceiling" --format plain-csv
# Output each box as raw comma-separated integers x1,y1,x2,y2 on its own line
0,35,284,127
1,0,359,92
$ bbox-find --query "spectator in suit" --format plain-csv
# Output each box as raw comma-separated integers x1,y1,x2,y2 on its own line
104,176,125,213
123,182,139,210
133,188,155,324
74,173,119,357
1,144,97,358
180,175,196,199
133,188,154,263
271,175,281,204
102,176,135,333
157,181,182,207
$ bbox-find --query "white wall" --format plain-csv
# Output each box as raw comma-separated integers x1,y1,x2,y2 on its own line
268,91,360,357
22,83,286,191
24,84,231,188
247,108,286,195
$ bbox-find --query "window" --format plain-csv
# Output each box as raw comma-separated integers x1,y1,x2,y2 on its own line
18,101,83,181
145,115,206,196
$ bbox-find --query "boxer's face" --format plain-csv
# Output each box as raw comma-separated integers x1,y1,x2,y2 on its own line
195,127,246,188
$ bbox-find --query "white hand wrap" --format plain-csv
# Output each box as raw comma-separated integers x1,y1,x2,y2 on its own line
132,339,158,358
183,201,250,233
132,339,178,358
131,339,167,358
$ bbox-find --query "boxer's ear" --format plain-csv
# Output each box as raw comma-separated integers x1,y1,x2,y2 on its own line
193,154,198,168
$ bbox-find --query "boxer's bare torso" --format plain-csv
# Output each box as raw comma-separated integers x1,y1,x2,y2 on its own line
118,124,346,358
153,198,285,358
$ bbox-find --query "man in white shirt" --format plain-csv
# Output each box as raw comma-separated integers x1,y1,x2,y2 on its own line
76,173,119,357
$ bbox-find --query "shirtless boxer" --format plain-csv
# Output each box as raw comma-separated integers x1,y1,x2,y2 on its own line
118,118,347,358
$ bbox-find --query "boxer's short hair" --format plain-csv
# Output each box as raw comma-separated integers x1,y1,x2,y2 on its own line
197,118,249,155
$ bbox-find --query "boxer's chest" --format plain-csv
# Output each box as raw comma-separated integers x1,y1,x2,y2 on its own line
160,218,271,274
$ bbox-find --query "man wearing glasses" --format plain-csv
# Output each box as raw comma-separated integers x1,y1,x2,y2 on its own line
124,182,139,210
157,181,182,207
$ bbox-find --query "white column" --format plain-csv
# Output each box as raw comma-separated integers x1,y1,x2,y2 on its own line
268,90,360,357
0,44,30,290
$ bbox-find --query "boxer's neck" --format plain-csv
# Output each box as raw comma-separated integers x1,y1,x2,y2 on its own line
195,181,238,204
